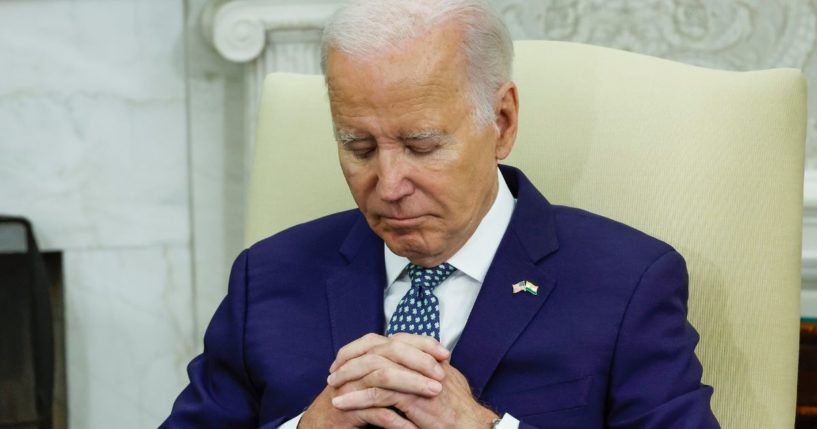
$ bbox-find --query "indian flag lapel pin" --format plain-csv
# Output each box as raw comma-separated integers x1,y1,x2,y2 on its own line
512,280,539,296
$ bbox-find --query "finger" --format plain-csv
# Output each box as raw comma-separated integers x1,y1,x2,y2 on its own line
331,360,443,397
328,353,397,387
389,333,450,361
359,366,443,397
333,387,414,411
330,357,442,397
329,349,442,388
354,408,420,429
352,407,420,429
368,339,446,380
330,333,388,372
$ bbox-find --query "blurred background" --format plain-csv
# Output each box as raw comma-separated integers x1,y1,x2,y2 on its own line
0,0,816,428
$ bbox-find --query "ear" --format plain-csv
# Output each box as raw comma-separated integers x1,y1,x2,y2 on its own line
493,81,519,161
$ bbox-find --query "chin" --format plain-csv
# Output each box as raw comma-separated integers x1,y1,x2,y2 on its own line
385,239,451,268
383,233,431,258
383,236,422,257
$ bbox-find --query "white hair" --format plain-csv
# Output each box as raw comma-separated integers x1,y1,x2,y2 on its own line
320,0,514,126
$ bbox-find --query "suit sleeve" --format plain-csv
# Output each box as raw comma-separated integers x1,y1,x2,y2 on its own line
159,249,259,428
605,250,720,429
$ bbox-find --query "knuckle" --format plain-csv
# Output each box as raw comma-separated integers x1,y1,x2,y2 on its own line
365,387,382,402
384,341,401,356
377,408,398,425
393,337,410,350
360,354,384,372
373,368,391,385
362,353,380,366
336,345,351,360
392,332,409,340
374,343,397,359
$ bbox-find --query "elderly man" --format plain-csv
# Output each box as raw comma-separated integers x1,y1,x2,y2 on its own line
163,0,719,428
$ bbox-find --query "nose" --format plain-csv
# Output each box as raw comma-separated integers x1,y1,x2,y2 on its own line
375,150,414,203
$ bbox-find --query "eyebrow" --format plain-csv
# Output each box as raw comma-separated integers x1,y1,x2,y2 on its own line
402,130,445,141
335,130,368,145
334,129,447,145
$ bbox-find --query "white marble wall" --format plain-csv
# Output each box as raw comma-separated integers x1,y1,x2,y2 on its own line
64,247,193,428
0,0,190,250
0,0,194,427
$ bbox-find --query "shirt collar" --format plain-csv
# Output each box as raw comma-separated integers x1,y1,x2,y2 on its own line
384,167,516,285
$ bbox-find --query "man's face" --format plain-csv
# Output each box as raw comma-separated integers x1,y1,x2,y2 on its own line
326,25,514,267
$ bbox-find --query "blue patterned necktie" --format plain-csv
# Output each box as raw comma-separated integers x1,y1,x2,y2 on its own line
385,262,457,341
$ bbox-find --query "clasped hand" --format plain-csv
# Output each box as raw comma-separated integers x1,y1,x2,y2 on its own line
299,333,498,428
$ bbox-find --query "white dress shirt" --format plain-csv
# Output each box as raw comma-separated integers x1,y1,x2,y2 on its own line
281,168,520,428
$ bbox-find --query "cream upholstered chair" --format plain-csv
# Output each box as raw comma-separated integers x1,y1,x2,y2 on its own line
246,41,807,428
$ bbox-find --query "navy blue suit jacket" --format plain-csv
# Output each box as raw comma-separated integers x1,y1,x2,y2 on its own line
162,166,718,428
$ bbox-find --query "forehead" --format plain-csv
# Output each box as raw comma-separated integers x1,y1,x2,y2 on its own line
325,25,469,122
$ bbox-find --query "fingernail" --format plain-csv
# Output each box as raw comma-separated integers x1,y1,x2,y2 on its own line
329,361,337,372
326,373,335,385
435,345,450,356
332,395,345,407
427,380,442,394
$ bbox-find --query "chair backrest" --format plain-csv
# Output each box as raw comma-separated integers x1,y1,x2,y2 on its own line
247,40,807,428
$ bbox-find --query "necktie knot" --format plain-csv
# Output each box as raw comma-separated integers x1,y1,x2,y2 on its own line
406,262,456,290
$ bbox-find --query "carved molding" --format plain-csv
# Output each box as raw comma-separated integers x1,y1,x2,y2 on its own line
497,0,817,69
204,0,339,63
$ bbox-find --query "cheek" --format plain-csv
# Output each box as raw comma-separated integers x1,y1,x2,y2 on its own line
411,157,482,211
344,169,385,217
436,163,494,219
346,177,370,204
415,179,464,221
340,163,368,201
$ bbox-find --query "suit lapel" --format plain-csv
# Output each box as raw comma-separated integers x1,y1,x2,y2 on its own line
326,216,387,355
450,233,555,396
451,165,560,396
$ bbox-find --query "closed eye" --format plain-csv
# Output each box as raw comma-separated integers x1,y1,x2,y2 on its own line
403,132,445,155
344,141,376,160
352,148,375,159
406,142,437,155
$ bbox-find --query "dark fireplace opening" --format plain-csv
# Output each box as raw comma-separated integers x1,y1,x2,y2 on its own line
0,219,66,429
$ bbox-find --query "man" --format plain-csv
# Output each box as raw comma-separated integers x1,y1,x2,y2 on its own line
162,0,719,428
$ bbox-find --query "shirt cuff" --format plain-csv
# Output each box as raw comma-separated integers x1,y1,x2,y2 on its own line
278,412,304,429
280,411,517,428
495,412,520,429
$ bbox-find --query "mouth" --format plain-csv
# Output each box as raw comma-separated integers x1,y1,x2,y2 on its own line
380,215,426,229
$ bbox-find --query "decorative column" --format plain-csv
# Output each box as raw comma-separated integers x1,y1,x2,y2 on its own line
203,1,339,173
